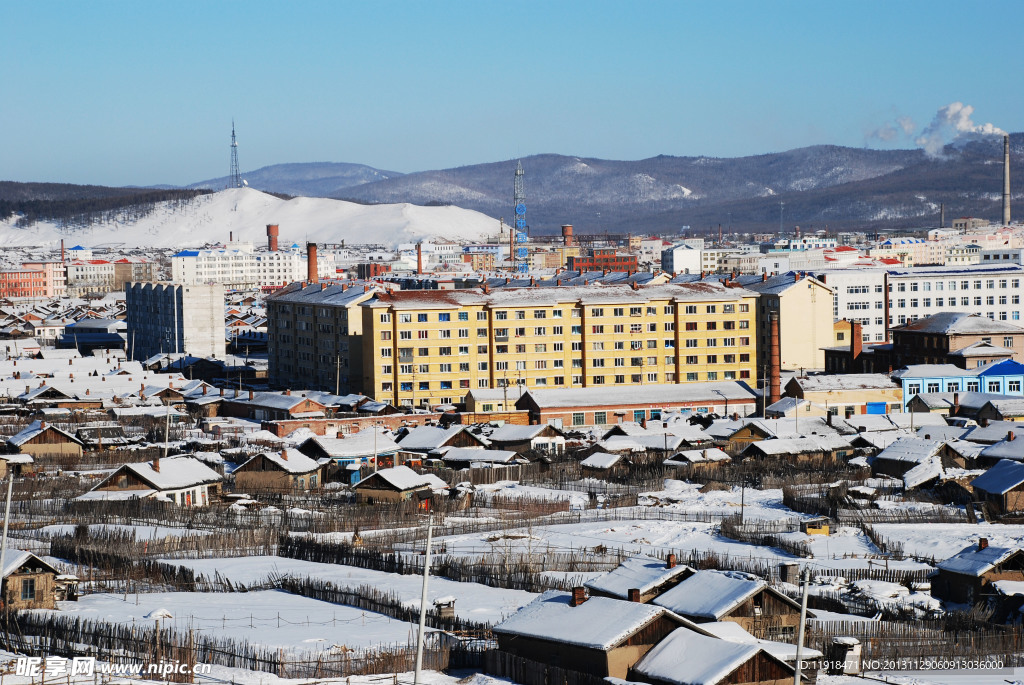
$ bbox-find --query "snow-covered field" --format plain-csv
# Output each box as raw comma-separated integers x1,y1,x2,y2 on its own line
162,557,536,624
32,524,213,540
640,480,803,522
41,590,430,653
870,523,1024,562
0,188,500,248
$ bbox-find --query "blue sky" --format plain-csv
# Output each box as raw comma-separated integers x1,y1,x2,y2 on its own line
2,0,1022,186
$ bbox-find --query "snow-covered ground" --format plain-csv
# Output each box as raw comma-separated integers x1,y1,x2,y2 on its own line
40,590,430,653
0,188,501,248
162,557,536,625
777,526,881,559
640,480,803,522
31,524,213,540
870,523,1024,562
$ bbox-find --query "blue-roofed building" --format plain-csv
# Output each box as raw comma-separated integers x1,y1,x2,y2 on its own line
894,361,1024,411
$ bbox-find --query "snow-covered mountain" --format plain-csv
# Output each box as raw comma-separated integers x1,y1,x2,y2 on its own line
0,188,503,249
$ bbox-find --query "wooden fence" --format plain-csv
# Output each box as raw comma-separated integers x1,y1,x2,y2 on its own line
485,650,606,685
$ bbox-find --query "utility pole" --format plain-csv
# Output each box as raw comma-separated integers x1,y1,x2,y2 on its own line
413,513,434,685
0,474,13,585
793,566,810,685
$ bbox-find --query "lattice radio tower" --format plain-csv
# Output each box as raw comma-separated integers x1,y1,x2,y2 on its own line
513,161,529,272
228,120,242,189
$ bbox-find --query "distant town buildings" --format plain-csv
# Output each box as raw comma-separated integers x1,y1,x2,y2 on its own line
125,282,226,361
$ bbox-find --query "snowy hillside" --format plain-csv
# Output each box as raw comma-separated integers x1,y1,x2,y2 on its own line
0,188,502,249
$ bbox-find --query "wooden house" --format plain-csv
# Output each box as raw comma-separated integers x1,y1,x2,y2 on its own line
352,465,434,504
79,455,223,506
7,420,83,460
579,451,630,475
492,589,691,680
585,554,692,603
233,449,325,493
628,626,800,685
1,551,68,611
738,436,853,465
396,425,488,455
484,423,566,456
652,570,805,639
933,539,1024,604
0,453,33,478
971,460,1024,516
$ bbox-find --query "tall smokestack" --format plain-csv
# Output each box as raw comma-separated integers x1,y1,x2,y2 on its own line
1004,134,1012,226
60,239,65,263
769,312,781,406
229,231,233,242
307,242,318,283
940,203,945,229
267,224,279,251
417,242,423,275
561,224,574,247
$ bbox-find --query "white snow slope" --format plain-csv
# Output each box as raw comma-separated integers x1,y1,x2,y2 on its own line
0,188,501,249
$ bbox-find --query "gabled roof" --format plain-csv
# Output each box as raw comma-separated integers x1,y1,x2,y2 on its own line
300,430,401,458
96,456,222,492
938,543,1023,576
438,447,522,464
486,423,556,443
580,452,625,469
664,448,730,465
741,435,852,457
977,359,1024,376
652,571,772,620
948,341,1014,358
895,312,1024,336
979,437,1024,462
631,627,770,685
520,381,757,409
397,425,479,451
494,590,669,650
872,437,944,464
354,465,432,492
2,550,60,579
584,555,691,599
8,420,82,447
972,459,1024,495
239,449,321,475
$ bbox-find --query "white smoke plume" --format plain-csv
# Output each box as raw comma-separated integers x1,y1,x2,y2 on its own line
868,115,917,142
915,102,1005,157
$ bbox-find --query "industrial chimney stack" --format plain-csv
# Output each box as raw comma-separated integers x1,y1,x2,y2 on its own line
768,312,782,407
307,242,318,283
416,242,424,275
561,224,575,247
1004,134,1012,226
267,224,279,251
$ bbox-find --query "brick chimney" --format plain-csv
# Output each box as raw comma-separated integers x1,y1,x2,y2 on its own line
850,320,863,362
666,553,677,569
1009,431,1016,442
249,390,255,400
627,588,641,602
281,450,288,461
284,389,291,396
416,242,424,275
569,587,588,607
152,456,160,473
979,537,989,550
953,392,960,415
769,312,782,405
307,242,319,283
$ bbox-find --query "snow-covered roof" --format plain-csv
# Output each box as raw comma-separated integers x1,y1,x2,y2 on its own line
964,420,1024,444
938,543,1022,576
98,456,223,492
791,374,896,392
631,627,763,685
1,551,59,579
439,447,521,464
7,420,81,447
580,452,624,469
240,449,321,475
303,430,401,458
597,434,685,453
972,459,1024,495
872,437,944,464
584,555,691,599
397,425,471,451
355,465,431,492
486,423,553,442
494,590,667,650
742,435,852,456
521,381,757,409
652,570,766,620
903,456,944,489
896,312,1024,335
664,448,731,465
980,437,1024,462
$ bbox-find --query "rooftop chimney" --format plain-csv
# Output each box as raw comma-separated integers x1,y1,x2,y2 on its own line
267,224,280,252
569,587,588,607
627,588,641,602
953,392,960,414
769,312,782,406
284,389,291,396
1004,134,1012,226
152,456,160,473
307,242,319,284
850,320,863,362
1009,431,1016,442
249,390,255,400
281,450,288,460
979,537,989,550
666,553,677,569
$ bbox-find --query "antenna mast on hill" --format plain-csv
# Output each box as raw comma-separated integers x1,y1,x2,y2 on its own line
513,161,528,273
228,120,242,189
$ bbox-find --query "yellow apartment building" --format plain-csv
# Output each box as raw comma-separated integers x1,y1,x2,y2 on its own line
359,283,758,408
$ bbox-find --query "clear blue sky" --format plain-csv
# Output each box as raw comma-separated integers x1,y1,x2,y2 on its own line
3,0,1022,187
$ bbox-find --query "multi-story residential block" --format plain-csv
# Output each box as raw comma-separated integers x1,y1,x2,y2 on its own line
66,260,115,297
172,243,336,288
661,244,702,274
112,258,159,290
746,272,833,372
358,283,757,408
266,282,378,392
0,261,67,299
19,261,66,298
566,248,638,272
125,283,226,361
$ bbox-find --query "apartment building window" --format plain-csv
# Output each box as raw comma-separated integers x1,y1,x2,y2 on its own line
438,330,451,339
552,326,564,335
381,365,392,374
572,412,585,426
417,364,429,374
534,343,547,352
382,382,393,392
515,311,526,319
459,312,469,321
515,327,526,336
686,372,699,381
1000,296,1008,305
438,313,451,322
897,283,906,292
1005,337,1015,348
647,323,658,332
647,373,658,382
706,305,717,314
612,307,624,317
553,342,564,352
399,331,412,340
380,314,392,323
646,340,656,348
706,372,718,380
380,331,392,340
1011,380,1022,392
593,325,604,333
572,309,581,318
665,339,675,348
438,363,452,372
535,327,546,335
458,328,469,338
592,342,605,351
571,325,582,335
593,375,605,384
553,309,563,318
572,341,583,351
416,314,427,322
400,364,413,374
496,311,507,320
664,305,675,314
496,361,508,371
614,341,625,350
630,307,642,316
515,344,526,353
974,297,983,306
477,328,488,337
439,347,452,356
685,305,697,314
591,308,604,316
459,362,470,371
554,376,565,385
686,339,698,348
381,348,392,357
477,312,488,320
534,310,546,318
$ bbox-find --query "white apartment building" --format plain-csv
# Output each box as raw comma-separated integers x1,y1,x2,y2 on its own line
661,244,702,274
172,243,336,288
819,264,1024,344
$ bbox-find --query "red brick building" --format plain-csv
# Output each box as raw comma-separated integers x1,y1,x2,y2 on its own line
567,249,638,272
